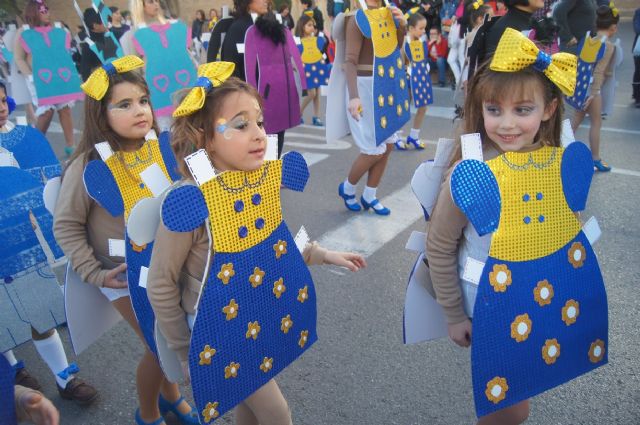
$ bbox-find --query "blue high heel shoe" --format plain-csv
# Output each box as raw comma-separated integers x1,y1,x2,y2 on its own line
405,136,425,150
159,395,199,425
338,182,362,212
360,196,390,215
135,409,166,425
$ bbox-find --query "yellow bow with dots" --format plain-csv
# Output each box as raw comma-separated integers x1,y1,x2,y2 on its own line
472,0,484,10
609,1,618,18
81,55,145,100
490,28,578,96
173,61,235,117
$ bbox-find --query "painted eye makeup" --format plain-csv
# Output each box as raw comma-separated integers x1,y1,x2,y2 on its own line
216,115,265,139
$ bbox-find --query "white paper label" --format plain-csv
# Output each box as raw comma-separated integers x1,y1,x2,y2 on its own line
561,118,575,147
462,257,484,286
461,133,483,161
0,152,15,167
405,231,427,253
140,163,171,197
293,36,301,45
236,43,245,54
201,32,211,42
108,239,126,258
275,13,283,24
95,141,114,161
294,226,310,254
583,216,601,245
138,266,149,289
434,138,455,167
145,130,158,141
16,116,28,126
184,149,216,186
265,134,278,161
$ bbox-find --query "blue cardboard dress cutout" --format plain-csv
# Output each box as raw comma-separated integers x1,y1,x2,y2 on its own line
86,31,123,65
404,39,433,108
19,24,84,106
355,7,410,145
565,35,605,110
0,124,62,182
299,36,330,89
161,151,316,423
0,354,16,425
83,132,180,355
132,21,197,117
92,0,112,27
450,143,608,417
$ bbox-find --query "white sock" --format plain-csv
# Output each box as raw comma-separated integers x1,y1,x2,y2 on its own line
32,330,72,388
362,186,386,211
341,180,358,206
3,350,18,366
392,131,402,142
409,128,420,140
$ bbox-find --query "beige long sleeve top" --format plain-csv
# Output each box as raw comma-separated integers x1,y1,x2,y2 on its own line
13,27,32,77
53,155,125,287
148,217,329,362
590,39,615,94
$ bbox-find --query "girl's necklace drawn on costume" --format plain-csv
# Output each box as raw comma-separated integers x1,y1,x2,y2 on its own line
114,141,153,184
215,162,271,194
501,147,557,171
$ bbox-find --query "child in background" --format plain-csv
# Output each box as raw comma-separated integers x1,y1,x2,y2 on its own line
301,0,325,34
427,25,448,87
296,14,329,126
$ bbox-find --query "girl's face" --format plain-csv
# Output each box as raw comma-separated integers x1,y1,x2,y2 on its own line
143,0,160,19
112,10,122,23
38,3,50,25
0,88,9,127
409,20,426,40
207,92,266,173
304,20,315,36
248,0,269,15
365,0,380,8
482,89,557,152
106,82,153,149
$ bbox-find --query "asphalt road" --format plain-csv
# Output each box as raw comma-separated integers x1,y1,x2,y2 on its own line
11,19,640,425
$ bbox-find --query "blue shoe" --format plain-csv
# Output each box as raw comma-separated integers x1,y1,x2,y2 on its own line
360,196,390,215
136,409,166,425
159,395,199,425
338,182,362,211
312,116,324,127
406,136,425,150
593,159,611,172
394,139,407,150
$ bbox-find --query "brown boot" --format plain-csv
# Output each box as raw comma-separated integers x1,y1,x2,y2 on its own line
57,377,98,406
14,366,42,391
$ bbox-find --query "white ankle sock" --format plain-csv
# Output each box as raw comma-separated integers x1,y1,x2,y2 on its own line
392,131,402,142
362,186,386,211
33,330,72,388
409,128,420,139
3,350,18,366
341,180,359,206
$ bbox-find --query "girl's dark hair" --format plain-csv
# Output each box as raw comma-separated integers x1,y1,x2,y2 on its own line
278,3,290,13
295,14,315,38
232,0,252,17
24,0,45,27
595,5,619,30
172,77,263,177
407,12,426,28
196,9,206,20
451,61,563,164
0,81,16,114
468,4,490,28
255,12,286,45
68,70,158,168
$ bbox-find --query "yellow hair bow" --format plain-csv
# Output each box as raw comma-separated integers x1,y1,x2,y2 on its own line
472,0,484,10
173,61,235,117
609,2,618,18
490,28,578,96
81,55,145,100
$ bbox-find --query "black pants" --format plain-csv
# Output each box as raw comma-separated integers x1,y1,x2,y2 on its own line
277,131,285,158
633,55,640,103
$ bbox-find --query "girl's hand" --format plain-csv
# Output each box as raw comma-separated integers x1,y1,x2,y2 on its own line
448,319,472,348
181,360,191,385
348,98,363,120
20,391,60,425
103,263,128,289
567,37,578,47
390,6,407,27
324,250,367,272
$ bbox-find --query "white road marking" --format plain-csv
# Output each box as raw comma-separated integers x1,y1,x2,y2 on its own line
318,183,422,257
578,125,640,136
611,167,640,177
299,152,330,167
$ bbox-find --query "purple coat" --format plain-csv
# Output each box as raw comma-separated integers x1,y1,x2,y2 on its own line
244,26,306,134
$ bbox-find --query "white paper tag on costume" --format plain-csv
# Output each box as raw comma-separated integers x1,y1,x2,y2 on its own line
95,142,114,161
145,130,158,141
236,43,245,53
434,138,455,167
405,231,427,253
140,163,171,197
201,33,211,43
250,12,258,22
462,257,484,286
185,149,216,186
583,216,601,245
54,22,62,29
294,36,301,45
276,13,283,24
561,118,575,147
265,134,278,161
461,133,483,161
318,32,325,38
138,266,149,289
108,239,125,257
16,116,28,125
222,6,230,18
0,151,17,167
294,226,310,254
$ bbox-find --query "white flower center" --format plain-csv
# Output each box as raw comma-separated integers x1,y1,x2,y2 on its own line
567,306,576,318
540,287,550,299
491,385,502,398
205,352,211,359
265,362,270,368
231,367,236,374
251,329,256,335
593,346,602,357
254,276,260,283
277,285,282,291
279,245,284,251
224,270,230,277
496,271,508,285
517,322,528,335
573,249,582,262
209,408,216,416
229,307,235,314
548,345,558,357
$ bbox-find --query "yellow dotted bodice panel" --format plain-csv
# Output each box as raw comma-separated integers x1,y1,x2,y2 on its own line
301,37,323,63
409,40,425,62
487,147,580,262
104,139,171,221
365,8,398,59
579,35,603,63
201,160,283,253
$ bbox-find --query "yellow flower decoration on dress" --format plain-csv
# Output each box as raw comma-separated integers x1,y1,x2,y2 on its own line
224,361,240,379
491,28,577,96
249,267,265,288
273,240,287,259
568,241,586,268
222,299,239,320
130,240,146,253
609,2,618,18
472,0,484,10
246,321,261,340
542,339,561,365
81,55,145,100
485,376,508,404
260,357,273,372
378,94,384,107
202,401,219,422
297,285,309,303
217,263,235,284
281,314,293,334
199,345,216,365
533,279,554,306
510,313,532,342
273,278,286,299
561,299,579,325
488,264,512,292
588,339,605,363
298,330,309,348
173,61,236,117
